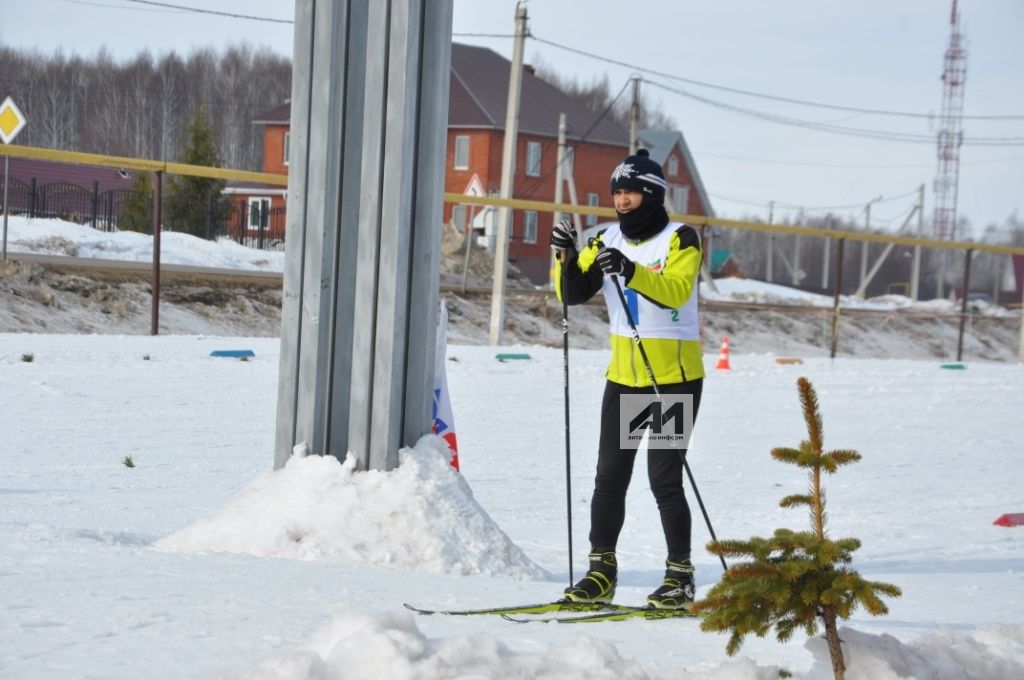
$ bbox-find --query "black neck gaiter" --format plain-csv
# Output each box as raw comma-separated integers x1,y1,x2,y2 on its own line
617,201,669,242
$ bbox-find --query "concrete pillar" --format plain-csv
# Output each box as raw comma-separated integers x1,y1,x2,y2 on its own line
275,0,454,471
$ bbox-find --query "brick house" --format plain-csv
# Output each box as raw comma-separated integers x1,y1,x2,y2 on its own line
240,43,711,284
635,129,713,219
222,100,291,245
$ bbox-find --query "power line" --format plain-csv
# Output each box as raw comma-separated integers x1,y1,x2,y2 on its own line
121,0,292,23
644,79,1024,147
452,33,516,38
529,33,1024,121
61,0,176,11
694,150,1024,169
710,189,920,213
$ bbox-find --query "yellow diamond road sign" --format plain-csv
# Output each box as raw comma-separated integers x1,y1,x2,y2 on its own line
1,96,27,144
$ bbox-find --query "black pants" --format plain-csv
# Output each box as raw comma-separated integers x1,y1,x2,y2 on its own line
589,378,703,558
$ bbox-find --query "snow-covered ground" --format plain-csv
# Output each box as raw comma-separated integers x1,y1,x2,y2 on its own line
2,216,1024,678
2,335,1023,679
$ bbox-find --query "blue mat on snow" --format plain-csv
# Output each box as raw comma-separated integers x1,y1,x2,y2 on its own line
210,349,256,358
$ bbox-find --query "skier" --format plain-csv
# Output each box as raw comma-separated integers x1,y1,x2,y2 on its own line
550,148,705,609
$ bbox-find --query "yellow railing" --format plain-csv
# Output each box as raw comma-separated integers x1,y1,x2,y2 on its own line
3,144,288,187
4,143,1023,257
442,193,1024,257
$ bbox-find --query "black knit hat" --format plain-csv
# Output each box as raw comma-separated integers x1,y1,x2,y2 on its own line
609,148,667,205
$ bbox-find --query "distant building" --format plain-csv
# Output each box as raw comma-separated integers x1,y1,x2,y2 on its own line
237,43,712,285
635,129,714,219
0,156,134,229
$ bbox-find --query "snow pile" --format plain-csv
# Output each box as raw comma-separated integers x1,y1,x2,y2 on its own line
805,625,1024,680
216,615,1024,679
155,434,544,578
216,615,1024,680
5,215,284,271
212,612,657,680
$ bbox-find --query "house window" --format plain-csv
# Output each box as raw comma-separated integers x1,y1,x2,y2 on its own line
525,141,542,177
522,211,538,244
667,154,679,177
454,135,470,170
283,131,290,166
670,185,689,214
249,197,271,230
586,192,600,226
451,205,467,231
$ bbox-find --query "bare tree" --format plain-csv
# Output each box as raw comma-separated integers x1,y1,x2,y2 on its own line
0,43,292,172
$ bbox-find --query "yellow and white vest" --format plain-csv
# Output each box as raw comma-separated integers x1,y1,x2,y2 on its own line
600,222,700,343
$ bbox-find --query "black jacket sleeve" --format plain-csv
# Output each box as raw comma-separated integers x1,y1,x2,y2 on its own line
558,247,603,305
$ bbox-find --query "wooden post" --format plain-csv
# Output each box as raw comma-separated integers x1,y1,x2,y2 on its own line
150,170,162,336
956,248,973,362
830,238,845,360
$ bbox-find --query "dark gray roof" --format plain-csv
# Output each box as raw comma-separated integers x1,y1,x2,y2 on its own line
252,100,291,125
449,44,628,145
2,156,133,193
253,44,629,146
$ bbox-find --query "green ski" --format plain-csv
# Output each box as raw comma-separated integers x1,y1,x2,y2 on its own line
501,605,699,623
403,601,629,617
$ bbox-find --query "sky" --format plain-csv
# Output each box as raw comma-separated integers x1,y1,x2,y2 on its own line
3,0,1024,236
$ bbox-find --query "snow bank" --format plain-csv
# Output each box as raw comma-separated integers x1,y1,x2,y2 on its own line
210,611,766,680
218,616,1024,680
6,215,284,271
804,625,1024,680
155,435,544,578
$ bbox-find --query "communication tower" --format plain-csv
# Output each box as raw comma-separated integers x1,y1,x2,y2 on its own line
933,0,967,240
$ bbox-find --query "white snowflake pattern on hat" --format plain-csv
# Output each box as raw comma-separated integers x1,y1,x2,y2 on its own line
610,162,635,181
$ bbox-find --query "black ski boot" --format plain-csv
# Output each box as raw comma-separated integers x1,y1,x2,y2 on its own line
646,557,695,609
562,551,617,603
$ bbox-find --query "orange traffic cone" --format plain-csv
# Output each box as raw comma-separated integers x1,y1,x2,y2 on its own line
714,336,731,370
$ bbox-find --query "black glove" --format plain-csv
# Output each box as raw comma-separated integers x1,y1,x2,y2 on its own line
596,247,635,281
549,219,578,251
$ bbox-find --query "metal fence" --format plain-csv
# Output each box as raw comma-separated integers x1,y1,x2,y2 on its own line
228,200,287,250
0,173,286,250
0,176,137,232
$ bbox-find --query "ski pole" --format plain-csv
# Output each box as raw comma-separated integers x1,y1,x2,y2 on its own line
606,271,728,572
561,297,575,586
559,260,575,588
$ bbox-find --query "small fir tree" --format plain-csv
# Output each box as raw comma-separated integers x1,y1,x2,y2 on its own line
165,106,227,237
119,171,153,233
692,378,901,680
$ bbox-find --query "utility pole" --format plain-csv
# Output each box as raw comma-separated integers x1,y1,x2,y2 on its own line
553,114,567,228
821,218,831,290
488,2,527,346
858,196,882,298
629,76,640,154
766,200,775,282
911,184,924,300
1019,279,1024,364
792,208,804,287
550,112,568,287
